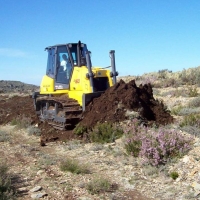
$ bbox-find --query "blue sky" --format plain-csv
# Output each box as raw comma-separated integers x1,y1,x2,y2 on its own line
0,0,200,85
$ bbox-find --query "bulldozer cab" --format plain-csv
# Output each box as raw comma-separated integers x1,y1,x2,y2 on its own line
45,42,88,90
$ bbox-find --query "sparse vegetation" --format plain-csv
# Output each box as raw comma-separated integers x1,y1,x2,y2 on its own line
188,96,200,108
38,154,58,167
143,164,159,176
186,85,198,97
180,125,200,137
60,158,90,174
170,105,184,116
0,162,16,200
170,171,179,180
0,130,10,142
86,176,116,194
89,122,123,143
180,114,200,127
160,88,188,98
125,140,141,157
177,107,200,116
73,124,87,136
27,126,41,136
65,140,83,150
10,116,32,129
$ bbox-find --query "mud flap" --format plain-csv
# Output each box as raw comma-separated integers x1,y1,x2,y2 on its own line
82,92,104,111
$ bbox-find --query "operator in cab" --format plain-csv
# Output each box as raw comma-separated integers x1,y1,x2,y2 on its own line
60,54,72,80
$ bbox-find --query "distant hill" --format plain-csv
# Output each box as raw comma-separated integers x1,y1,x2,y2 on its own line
0,80,39,93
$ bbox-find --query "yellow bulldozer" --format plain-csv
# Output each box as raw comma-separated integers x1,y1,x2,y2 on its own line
32,41,118,130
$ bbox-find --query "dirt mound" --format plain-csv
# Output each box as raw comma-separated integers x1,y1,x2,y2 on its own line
81,80,173,128
0,95,77,142
0,95,38,124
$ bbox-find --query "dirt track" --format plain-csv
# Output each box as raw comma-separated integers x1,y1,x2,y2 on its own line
0,80,173,142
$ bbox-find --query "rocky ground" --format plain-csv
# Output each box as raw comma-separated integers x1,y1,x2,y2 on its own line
1,78,200,199
1,123,200,200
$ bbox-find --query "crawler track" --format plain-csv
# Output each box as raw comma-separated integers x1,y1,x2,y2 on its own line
35,95,82,130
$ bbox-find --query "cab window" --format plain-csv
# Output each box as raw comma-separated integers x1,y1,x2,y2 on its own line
46,48,55,78
56,46,72,84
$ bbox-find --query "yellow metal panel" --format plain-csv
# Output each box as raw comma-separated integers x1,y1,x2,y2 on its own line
39,66,113,106
40,75,55,93
68,90,83,106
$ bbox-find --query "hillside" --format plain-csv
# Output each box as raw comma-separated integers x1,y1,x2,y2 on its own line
0,80,39,93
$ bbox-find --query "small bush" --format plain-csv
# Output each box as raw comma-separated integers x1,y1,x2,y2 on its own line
73,124,87,136
175,107,200,116
186,85,198,97
89,144,104,151
27,126,41,136
143,165,159,176
180,126,200,137
60,158,90,174
124,119,193,166
180,114,200,127
10,116,32,129
86,176,115,194
38,154,57,166
0,162,15,199
171,105,185,115
89,123,123,143
170,171,179,180
0,130,10,142
158,69,169,79
125,140,141,157
66,140,83,150
170,88,188,97
188,97,200,107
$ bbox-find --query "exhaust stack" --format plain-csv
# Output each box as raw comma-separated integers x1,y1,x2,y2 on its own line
109,50,118,84
86,50,94,92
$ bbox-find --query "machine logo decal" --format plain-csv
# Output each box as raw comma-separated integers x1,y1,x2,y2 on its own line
43,85,50,87
74,79,80,83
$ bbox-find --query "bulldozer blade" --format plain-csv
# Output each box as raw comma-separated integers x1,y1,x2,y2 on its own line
82,92,104,111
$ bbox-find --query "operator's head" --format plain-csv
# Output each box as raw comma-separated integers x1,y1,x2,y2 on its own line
62,54,67,60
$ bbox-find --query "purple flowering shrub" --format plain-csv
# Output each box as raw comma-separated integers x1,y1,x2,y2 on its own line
124,119,193,166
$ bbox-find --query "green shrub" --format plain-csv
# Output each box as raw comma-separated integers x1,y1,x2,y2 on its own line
38,154,57,166
158,69,170,79
10,116,32,129
10,119,17,126
143,165,159,176
180,114,200,127
125,140,141,157
188,97,200,107
180,126,200,137
175,107,200,116
170,171,179,180
0,162,16,200
27,126,41,136
89,123,123,143
65,140,83,150
186,85,198,97
0,130,10,142
60,158,90,174
171,105,200,117
171,105,185,115
86,176,116,194
73,124,87,136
